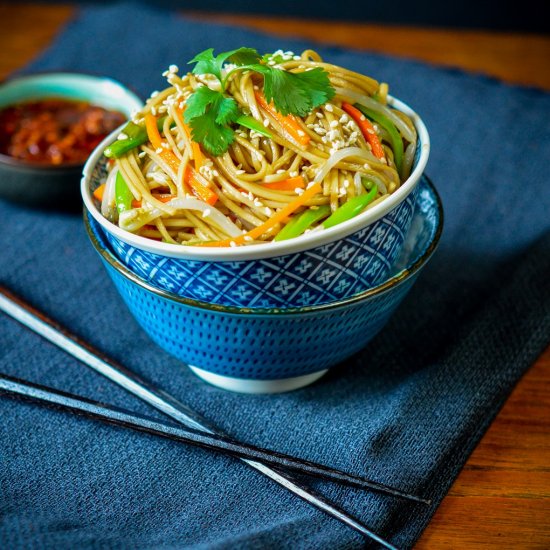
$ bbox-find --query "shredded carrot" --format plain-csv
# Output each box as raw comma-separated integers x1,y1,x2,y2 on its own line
254,92,310,147
341,102,386,160
197,182,323,247
93,183,106,201
262,175,306,191
175,107,204,170
145,112,218,205
184,166,218,205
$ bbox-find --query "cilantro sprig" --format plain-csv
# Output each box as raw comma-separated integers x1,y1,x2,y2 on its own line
184,47,335,156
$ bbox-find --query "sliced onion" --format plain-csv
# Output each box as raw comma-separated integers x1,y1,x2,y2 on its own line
167,198,242,237
101,165,118,221
315,147,377,184
119,197,242,238
402,141,416,181
333,87,416,144
353,171,363,195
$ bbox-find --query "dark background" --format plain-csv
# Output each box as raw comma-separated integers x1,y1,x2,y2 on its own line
34,0,549,33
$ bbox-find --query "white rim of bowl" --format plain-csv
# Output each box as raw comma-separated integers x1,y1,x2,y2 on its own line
82,95,430,261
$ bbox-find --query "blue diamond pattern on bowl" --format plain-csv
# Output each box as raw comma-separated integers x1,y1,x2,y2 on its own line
102,184,418,308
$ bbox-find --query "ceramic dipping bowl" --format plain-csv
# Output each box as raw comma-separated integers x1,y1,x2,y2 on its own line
0,72,143,210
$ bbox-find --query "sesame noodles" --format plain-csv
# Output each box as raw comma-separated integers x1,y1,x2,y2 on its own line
100,49,417,246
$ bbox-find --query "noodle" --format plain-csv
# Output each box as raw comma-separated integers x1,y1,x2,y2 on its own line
102,49,417,245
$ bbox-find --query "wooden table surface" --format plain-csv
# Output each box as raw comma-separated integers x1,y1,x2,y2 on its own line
1,4,549,548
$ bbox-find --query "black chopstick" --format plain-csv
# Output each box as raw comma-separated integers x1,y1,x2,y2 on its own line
0,370,427,506
0,285,429,548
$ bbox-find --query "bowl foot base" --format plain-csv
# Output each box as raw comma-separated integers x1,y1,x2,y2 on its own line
188,366,328,394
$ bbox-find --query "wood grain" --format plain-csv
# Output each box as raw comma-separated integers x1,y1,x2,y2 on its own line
0,4,548,548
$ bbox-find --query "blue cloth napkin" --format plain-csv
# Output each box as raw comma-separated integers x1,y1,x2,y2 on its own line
1,3,549,549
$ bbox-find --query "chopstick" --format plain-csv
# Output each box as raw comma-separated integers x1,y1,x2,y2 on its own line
0,285,429,548
0,370,427,505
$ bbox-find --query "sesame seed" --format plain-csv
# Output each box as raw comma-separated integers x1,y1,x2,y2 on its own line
330,120,338,128
202,209,211,218
230,241,237,247
155,147,164,154
235,169,246,175
316,112,324,119
290,171,298,177
297,130,306,136
263,119,270,127
363,163,371,169
117,133,128,140
264,207,273,215
138,151,146,158
325,104,334,112
295,188,304,195
244,235,253,242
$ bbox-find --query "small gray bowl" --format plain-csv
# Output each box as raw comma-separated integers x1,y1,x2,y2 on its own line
0,72,143,210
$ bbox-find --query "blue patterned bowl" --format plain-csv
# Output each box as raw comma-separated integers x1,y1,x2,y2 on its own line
84,176,443,394
82,96,430,308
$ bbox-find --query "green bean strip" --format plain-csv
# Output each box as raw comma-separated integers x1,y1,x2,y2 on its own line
236,115,273,138
104,117,169,159
322,184,378,229
274,204,331,241
115,171,133,213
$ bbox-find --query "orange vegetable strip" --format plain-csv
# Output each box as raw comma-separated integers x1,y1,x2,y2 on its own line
145,112,218,205
175,107,204,170
262,176,306,191
197,182,322,247
184,166,218,206
93,183,106,201
341,102,386,160
254,92,310,147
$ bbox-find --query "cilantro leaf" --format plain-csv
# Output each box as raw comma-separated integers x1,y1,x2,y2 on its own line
184,87,241,156
215,96,241,125
256,65,335,116
188,47,261,83
184,86,218,119
226,47,261,66
190,116,236,157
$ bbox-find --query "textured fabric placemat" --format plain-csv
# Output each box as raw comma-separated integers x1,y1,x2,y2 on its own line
1,3,549,549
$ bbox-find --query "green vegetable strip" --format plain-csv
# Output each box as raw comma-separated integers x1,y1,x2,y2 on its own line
354,104,404,177
274,205,331,241
115,171,133,213
236,114,272,138
322,184,378,229
104,117,168,159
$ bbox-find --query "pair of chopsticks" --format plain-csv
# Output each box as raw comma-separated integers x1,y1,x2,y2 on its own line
0,285,430,549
